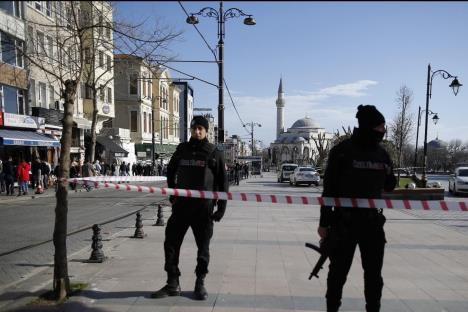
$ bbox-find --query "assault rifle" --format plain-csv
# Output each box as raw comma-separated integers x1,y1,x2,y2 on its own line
305,230,338,279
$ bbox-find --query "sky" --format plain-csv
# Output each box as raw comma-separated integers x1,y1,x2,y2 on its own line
113,1,468,148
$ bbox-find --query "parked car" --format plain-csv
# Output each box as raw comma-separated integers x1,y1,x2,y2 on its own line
448,166,468,196
277,163,298,182
290,166,320,186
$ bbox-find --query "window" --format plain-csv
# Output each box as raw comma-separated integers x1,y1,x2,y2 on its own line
49,85,55,108
149,113,152,133
98,50,104,67
143,112,147,133
36,31,45,55
14,1,22,18
29,79,36,107
98,15,103,36
99,84,105,102
106,55,111,71
45,1,51,17
0,1,14,15
85,84,93,99
46,36,53,59
106,22,111,39
35,1,42,11
16,40,23,68
107,87,112,103
142,75,147,97
27,26,34,53
17,90,24,114
2,84,18,113
129,73,138,95
147,80,151,98
130,111,137,132
38,82,47,108
1,31,16,66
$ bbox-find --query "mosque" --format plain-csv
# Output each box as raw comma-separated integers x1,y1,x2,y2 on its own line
269,78,333,167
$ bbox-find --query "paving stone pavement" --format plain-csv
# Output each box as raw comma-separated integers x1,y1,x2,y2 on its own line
1,172,468,311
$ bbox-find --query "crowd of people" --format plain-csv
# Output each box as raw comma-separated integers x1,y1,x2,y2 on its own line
0,157,52,196
0,157,172,196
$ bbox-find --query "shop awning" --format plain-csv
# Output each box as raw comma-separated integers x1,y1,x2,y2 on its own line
0,129,61,147
73,117,92,129
96,136,129,156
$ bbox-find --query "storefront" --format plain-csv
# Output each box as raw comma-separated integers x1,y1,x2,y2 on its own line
134,143,177,163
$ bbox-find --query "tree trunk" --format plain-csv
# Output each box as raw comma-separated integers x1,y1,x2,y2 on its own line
89,89,99,163
53,80,76,301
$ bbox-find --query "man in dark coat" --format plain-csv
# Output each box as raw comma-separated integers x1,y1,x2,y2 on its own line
318,105,396,312
152,115,228,301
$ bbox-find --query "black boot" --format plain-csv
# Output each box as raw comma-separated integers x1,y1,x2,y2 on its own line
193,276,208,300
151,276,181,298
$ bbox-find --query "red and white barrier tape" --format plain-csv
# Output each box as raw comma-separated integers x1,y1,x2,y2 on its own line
76,180,468,212
64,176,167,183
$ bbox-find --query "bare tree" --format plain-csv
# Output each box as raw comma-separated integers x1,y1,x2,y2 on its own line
389,85,413,169
82,3,181,162
446,139,468,170
311,132,330,168
17,1,180,300
331,126,352,147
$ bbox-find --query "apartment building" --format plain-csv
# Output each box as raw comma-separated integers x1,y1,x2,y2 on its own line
0,1,61,163
172,81,193,143
113,54,154,162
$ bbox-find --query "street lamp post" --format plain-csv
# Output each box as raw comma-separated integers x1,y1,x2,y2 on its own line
422,64,462,187
243,122,261,155
186,1,256,144
414,106,439,169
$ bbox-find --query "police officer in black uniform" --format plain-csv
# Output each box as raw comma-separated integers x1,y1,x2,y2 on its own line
152,115,228,301
318,105,396,312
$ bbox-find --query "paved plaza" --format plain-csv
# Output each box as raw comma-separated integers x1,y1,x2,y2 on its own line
1,172,468,311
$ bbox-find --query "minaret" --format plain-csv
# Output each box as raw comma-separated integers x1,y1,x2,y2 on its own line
276,78,285,139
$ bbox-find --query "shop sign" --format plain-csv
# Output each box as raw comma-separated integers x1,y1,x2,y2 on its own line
137,152,147,157
3,113,45,129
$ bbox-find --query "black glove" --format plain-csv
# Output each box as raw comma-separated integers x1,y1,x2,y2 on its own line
211,201,226,222
169,195,176,204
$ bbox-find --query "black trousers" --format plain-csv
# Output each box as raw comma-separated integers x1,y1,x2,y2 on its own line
164,199,214,278
326,218,386,312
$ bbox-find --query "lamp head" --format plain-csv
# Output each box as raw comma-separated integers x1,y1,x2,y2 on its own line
186,15,199,25
243,16,256,26
432,113,439,125
449,77,462,96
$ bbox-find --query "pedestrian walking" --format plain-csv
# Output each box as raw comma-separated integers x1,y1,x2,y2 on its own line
0,159,4,194
3,157,15,195
152,115,228,301
317,105,396,312
16,159,30,196
31,158,42,189
41,160,51,189
234,161,240,185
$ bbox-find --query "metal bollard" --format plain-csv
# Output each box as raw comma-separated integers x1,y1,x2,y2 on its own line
153,204,165,226
133,211,145,238
89,224,105,263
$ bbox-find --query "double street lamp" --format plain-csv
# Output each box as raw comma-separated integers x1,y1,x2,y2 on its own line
414,106,439,169
243,122,261,155
186,1,256,144
421,64,462,187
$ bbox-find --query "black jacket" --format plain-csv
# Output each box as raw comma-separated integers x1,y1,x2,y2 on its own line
167,137,228,209
319,128,396,227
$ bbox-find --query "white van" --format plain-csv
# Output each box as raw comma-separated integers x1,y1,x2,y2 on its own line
277,163,298,182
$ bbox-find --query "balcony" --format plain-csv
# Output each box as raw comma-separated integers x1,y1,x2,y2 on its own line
31,107,64,126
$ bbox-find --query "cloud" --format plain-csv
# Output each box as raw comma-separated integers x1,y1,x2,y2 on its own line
224,80,378,144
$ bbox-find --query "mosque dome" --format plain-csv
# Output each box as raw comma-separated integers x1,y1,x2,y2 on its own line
427,138,447,149
291,117,319,129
